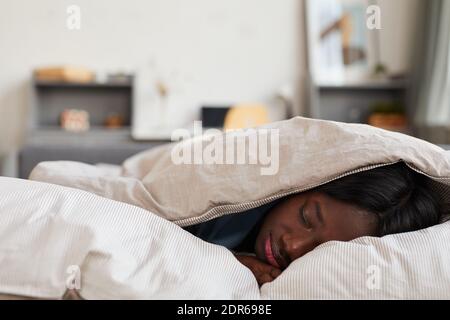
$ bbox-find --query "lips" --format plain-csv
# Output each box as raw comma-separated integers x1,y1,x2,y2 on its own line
264,233,282,269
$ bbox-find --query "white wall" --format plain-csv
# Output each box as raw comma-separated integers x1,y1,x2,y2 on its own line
0,0,302,157
378,0,422,75
0,0,421,175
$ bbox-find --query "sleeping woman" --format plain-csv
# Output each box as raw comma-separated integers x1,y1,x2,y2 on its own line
184,162,444,286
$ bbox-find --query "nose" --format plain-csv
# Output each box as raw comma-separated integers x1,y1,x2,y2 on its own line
280,232,316,262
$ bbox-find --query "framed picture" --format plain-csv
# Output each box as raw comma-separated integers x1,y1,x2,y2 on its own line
306,0,378,85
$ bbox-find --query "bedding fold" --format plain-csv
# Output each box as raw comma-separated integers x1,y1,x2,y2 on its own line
11,116,450,299
0,177,260,299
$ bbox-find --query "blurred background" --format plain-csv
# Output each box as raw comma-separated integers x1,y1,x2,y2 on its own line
0,0,448,177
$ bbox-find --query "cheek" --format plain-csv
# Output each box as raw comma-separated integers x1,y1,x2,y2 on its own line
255,212,290,250
260,214,287,236
257,201,302,241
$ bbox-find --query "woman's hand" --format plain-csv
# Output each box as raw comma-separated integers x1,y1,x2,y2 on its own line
234,254,282,286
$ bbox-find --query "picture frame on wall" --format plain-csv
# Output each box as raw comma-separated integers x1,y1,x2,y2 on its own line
305,0,379,86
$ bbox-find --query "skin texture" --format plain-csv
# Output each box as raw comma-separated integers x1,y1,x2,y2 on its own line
236,191,378,286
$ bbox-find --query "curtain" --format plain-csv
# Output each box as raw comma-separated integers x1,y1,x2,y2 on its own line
413,0,450,140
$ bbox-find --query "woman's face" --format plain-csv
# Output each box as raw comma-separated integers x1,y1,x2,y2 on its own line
255,192,378,269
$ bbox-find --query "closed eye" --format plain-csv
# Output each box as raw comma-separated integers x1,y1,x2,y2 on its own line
299,204,311,229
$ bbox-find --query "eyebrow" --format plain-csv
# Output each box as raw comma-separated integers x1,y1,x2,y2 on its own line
314,201,325,225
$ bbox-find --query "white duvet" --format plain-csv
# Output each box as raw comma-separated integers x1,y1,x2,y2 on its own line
2,176,450,299
0,177,260,299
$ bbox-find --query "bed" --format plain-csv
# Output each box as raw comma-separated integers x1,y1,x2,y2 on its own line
1,117,450,299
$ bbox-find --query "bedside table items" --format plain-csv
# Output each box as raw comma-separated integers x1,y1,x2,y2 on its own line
104,114,125,129
34,66,95,83
60,110,126,131
223,104,269,130
153,80,170,128
156,80,169,99
107,72,133,84
60,109,90,132
59,110,129,131
31,71,132,131
201,106,231,129
132,58,193,140
200,104,271,130
372,63,388,78
368,113,407,128
199,104,270,131
20,68,146,179
368,101,408,132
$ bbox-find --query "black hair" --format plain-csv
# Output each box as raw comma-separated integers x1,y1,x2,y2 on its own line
316,162,443,236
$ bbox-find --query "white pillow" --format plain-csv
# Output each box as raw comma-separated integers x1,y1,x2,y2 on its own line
262,221,450,299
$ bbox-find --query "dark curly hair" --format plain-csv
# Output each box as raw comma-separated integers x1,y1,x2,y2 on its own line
316,162,444,236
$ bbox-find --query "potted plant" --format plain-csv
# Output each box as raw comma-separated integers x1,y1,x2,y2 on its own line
367,101,408,132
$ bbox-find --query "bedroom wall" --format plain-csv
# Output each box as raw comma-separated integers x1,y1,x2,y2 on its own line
0,0,303,176
377,0,423,75
0,0,421,176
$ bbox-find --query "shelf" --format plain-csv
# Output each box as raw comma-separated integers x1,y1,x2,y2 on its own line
25,127,172,145
31,126,131,132
27,127,130,143
32,78,133,128
317,80,409,91
34,80,133,89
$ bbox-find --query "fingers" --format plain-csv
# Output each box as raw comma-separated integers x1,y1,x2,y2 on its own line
254,262,282,286
257,268,282,287
257,273,275,286
234,254,283,286
270,268,282,278
259,264,282,278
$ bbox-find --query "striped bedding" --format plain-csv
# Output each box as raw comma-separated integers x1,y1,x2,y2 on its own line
2,117,450,299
